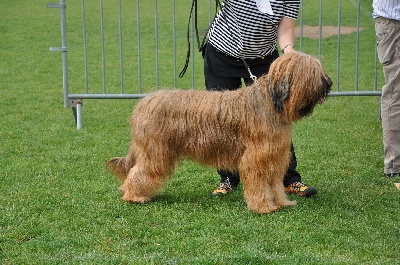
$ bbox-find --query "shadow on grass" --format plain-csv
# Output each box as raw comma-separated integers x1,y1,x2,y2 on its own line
151,187,245,205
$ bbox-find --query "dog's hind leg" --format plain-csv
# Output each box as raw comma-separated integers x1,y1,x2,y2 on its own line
120,154,176,203
120,165,155,203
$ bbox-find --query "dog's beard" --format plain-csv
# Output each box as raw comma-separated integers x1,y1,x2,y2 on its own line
298,104,314,118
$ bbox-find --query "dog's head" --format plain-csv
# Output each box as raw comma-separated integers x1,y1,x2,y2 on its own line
266,52,332,122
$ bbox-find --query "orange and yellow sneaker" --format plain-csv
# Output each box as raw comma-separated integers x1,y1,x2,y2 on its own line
211,179,235,196
285,182,317,197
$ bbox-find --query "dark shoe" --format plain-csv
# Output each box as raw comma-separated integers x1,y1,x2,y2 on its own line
285,182,317,197
211,178,236,196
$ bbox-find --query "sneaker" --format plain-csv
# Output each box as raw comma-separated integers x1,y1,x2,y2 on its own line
211,179,235,196
285,182,317,197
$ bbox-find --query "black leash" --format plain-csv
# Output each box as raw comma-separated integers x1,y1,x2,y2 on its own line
179,0,257,83
179,0,221,78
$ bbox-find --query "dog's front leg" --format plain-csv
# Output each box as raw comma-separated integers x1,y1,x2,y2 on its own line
239,148,295,214
239,161,279,213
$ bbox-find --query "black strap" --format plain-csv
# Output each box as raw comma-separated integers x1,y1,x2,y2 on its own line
179,0,221,78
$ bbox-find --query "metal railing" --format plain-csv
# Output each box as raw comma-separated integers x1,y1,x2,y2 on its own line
48,0,382,129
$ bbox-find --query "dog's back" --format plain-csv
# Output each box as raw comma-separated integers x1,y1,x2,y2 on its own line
129,89,254,169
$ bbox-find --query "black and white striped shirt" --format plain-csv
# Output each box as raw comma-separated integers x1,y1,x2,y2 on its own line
208,0,300,59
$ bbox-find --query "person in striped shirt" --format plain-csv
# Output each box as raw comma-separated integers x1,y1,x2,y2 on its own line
203,0,317,197
373,0,400,178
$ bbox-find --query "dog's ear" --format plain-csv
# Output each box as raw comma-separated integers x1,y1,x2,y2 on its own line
269,77,290,112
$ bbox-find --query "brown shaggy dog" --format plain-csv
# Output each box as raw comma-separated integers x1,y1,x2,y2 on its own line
107,52,332,214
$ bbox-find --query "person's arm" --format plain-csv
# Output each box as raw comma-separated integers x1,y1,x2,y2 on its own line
277,16,296,54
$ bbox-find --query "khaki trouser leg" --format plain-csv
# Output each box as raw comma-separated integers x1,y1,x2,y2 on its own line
375,17,400,174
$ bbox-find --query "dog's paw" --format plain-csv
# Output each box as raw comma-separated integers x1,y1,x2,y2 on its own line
276,199,297,207
258,205,280,214
283,200,297,207
122,194,151,203
247,202,280,214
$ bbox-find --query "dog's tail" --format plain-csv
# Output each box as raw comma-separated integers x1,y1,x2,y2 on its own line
106,156,135,182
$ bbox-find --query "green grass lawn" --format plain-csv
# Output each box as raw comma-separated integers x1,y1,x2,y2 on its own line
1,0,398,264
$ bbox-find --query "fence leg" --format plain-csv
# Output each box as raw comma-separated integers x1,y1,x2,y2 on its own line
70,99,83,129
76,100,83,129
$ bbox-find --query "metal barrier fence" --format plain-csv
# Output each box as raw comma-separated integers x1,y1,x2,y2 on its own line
48,0,382,129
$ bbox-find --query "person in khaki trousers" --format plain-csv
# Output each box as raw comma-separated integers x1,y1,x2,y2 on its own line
373,0,400,177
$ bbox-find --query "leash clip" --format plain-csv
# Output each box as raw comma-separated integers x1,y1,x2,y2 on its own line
242,58,257,83
249,73,257,82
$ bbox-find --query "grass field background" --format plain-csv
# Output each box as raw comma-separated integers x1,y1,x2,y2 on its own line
1,0,399,264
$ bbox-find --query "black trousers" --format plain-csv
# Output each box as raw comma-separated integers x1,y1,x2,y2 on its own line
203,44,302,187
